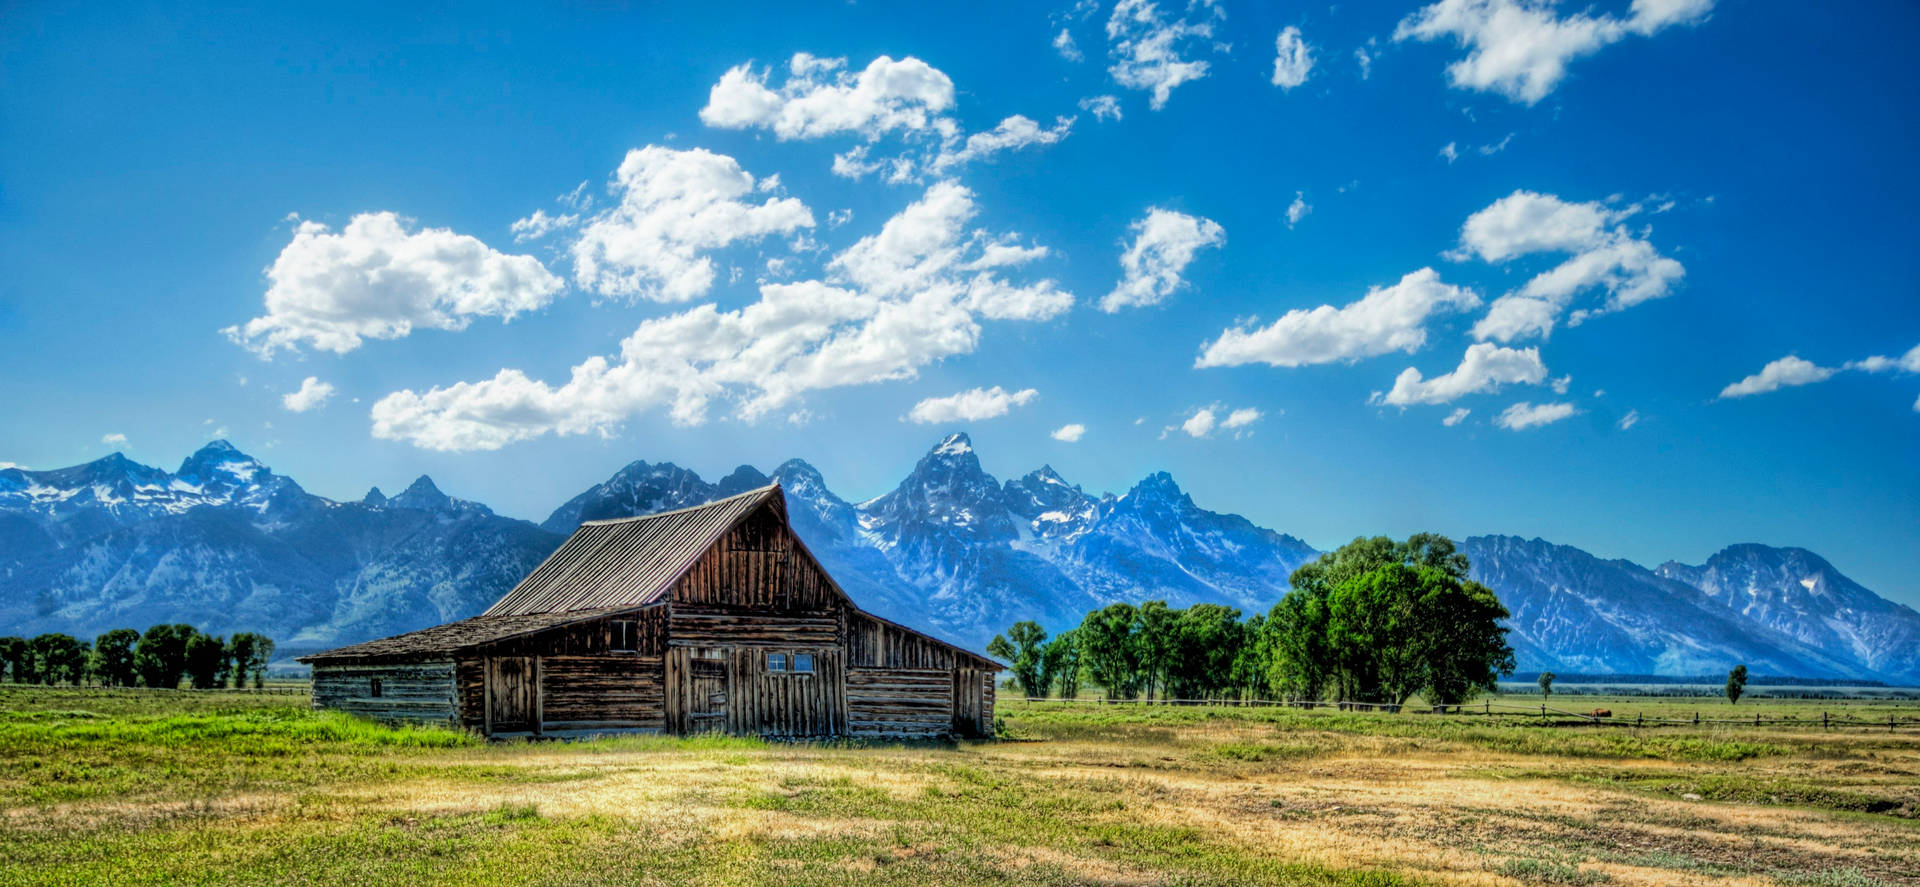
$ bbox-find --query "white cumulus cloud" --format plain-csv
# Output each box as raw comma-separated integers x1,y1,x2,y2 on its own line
101,433,128,446
1105,0,1227,110
1495,400,1578,430
1054,28,1083,61
1443,408,1471,426
569,146,814,303
1286,192,1312,228
1455,190,1683,342
929,115,1075,174
1394,0,1715,105
907,386,1038,424
281,376,337,413
1271,26,1315,89
700,53,956,140
370,183,1072,451
1380,343,1548,406
509,209,578,243
1051,423,1087,442
1079,95,1123,121
225,212,563,355
1196,268,1479,368
1101,208,1225,312
1718,355,1838,399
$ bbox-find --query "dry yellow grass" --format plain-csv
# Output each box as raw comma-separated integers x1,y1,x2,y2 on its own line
1,692,1916,885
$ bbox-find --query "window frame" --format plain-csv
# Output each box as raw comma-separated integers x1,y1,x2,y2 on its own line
766,652,788,673
791,652,815,674
369,677,383,698
610,619,637,653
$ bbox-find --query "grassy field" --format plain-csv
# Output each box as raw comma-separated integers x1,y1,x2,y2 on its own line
0,687,1915,886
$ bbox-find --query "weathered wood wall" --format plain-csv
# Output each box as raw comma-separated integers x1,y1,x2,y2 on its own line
951,666,995,737
669,504,842,611
312,660,458,725
846,667,953,737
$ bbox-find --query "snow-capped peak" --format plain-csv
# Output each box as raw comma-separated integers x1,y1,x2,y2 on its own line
934,432,973,456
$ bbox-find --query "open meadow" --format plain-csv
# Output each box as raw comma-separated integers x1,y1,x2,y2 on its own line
1,687,1915,887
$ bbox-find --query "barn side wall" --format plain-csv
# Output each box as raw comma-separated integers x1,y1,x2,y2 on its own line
846,613,997,738
457,609,669,736
312,660,458,725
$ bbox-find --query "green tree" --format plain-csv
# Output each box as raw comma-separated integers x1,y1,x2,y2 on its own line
184,631,229,689
135,624,196,689
1038,629,1081,700
986,621,1049,700
29,634,89,685
1326,565,1428,706
93,629,141,687
1228,613,1270,701
1133,600,1178,701
1417,574,1514,706
244,635,275,688
1264,591,1333,702
1078,603,1144,701
1725,664,1748,705
1165,604,1243,700
1537,671,1555,700
0,637,28,683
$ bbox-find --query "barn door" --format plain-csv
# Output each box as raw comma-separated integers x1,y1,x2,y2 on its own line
952,667,982,737
687,649,729,734
486,656,540,735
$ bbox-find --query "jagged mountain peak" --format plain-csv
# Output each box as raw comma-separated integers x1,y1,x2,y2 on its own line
391,475,448,509
934,431,973,454
175,439,269,485
362,487,388,507
1120,471,1193,509
715,464,772,497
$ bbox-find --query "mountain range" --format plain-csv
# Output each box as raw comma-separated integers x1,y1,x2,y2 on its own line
2,434,1915,684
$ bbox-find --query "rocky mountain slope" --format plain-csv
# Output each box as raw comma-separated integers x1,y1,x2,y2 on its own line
2,435,1916,682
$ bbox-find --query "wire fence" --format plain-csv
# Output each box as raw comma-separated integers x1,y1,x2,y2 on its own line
0,683,311,697
1008,695,1920,731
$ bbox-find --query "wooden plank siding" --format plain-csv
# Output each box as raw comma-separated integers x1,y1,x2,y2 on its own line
846,667,953,737
312,660,458,725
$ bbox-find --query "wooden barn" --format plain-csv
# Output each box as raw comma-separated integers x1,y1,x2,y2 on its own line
299,485,1000,740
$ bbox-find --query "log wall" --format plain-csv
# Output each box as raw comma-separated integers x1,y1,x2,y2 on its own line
846,666,953,738
312,660,458,725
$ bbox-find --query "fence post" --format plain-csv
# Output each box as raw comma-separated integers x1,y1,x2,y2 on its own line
1756,713,1761,727
1693,711,1699,726
1636,713,1642,728
1823,711,1829,731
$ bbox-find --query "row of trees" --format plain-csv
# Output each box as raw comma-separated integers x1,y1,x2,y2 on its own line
0,626,275,689
990,534,1518,708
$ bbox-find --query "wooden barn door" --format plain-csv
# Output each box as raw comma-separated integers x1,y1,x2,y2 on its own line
952,667,985,737
486,656,540,735
687,648,729,734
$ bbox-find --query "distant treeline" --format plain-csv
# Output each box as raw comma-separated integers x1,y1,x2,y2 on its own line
992,534,1517,708
1506,672,1890,688
0,626,275,689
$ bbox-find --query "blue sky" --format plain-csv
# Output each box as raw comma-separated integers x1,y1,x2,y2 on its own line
3,1,1917,604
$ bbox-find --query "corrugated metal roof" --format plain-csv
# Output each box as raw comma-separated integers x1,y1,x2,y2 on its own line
299,606,638,662
481,484,782,618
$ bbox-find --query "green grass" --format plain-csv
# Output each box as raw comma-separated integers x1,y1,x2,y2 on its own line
1,688,1916,885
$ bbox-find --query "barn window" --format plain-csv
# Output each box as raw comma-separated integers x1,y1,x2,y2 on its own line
610,620,637,652
767,652,788,672
369,677,383,698
792,653,815,674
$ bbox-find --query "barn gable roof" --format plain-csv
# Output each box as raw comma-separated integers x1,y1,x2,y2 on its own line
299,606,638,663
483,484,783,618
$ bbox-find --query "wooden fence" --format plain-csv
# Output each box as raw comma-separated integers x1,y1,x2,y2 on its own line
1009,695,1920,731
0,683,310,697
